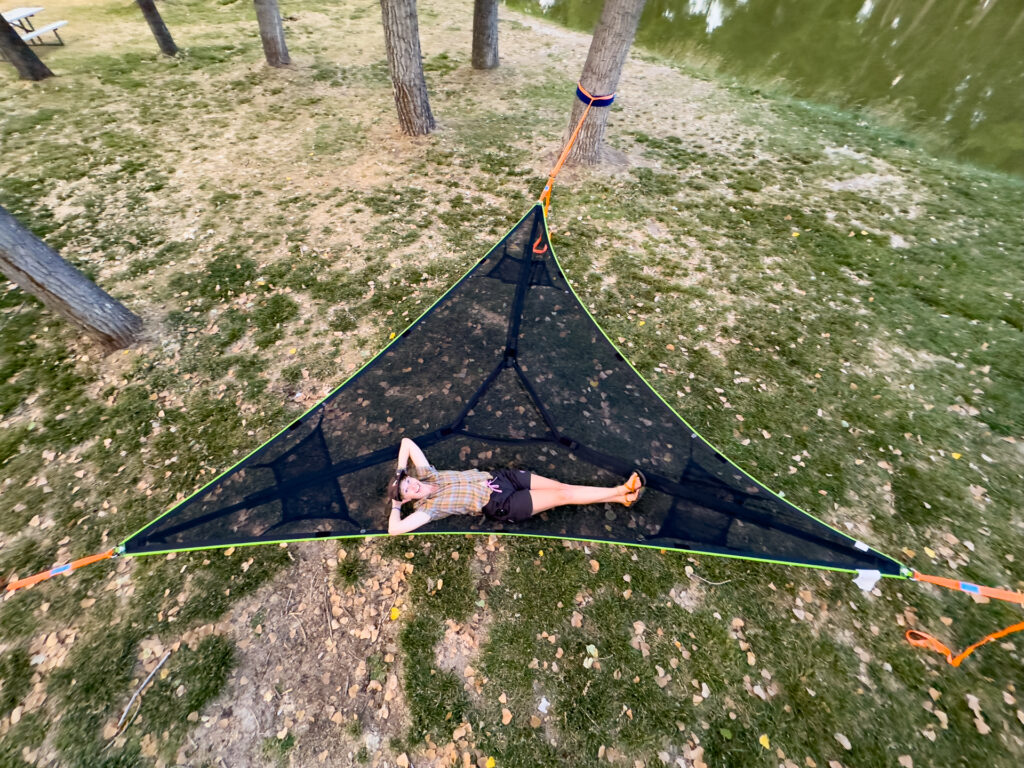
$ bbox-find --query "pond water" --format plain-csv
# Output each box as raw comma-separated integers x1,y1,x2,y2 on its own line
509,0,1024,176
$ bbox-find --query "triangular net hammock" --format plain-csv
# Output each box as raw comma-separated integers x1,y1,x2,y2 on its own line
119,202,903,574
7,85,1022,667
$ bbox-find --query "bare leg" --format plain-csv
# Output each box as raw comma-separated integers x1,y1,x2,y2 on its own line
528,473,573,491
528,482,629,515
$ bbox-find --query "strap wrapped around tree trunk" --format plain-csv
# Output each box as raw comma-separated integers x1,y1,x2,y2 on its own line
539,82,617,216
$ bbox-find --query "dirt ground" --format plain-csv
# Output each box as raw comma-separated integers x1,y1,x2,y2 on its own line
169,542,412,768
160,537,510,768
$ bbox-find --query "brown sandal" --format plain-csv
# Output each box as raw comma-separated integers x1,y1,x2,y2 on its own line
622,471,646,507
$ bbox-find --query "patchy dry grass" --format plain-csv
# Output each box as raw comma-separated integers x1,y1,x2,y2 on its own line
1,1,1023,767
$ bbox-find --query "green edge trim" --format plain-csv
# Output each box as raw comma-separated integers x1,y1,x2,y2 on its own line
122,530,902,578
118,207,540,548
536,205,909,578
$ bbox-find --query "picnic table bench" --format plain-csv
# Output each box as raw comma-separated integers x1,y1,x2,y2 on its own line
2,6,67,45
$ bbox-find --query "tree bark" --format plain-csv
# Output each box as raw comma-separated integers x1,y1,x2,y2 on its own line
566,0,647,164
0,207,142,352
380,0,435,136
136,0,179,57
0,18,54,81
253,0,291,68
471,0,499,70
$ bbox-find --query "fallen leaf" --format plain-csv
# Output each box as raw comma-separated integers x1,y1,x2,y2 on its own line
501,708,512,725
835,733,851,750
759,734,771,750
389,607,400,621
966,694,991,734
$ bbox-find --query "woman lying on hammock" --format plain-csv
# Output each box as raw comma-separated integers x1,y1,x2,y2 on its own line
387,437,645,535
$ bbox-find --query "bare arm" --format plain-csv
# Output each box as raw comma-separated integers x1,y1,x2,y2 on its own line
397,437,431,472
388,505,433,535
389,438,433,534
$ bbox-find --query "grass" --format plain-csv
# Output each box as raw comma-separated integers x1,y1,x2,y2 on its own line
1,0,1023,767
261,730,296,765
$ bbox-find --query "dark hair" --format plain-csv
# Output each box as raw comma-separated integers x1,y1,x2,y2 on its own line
388,469,408,503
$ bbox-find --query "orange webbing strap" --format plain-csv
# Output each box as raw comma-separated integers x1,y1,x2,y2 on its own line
913,571,1024,606
906,571,1024,666
539,82,616,217
906,622,1024,667
5,548,116,593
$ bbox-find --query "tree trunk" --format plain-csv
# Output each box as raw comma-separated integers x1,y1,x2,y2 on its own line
136,0,179,57
0,18,54,81
253,0,291,68
0,207,142,352
380,0,435,136
471,0,499,70
566,0,647,164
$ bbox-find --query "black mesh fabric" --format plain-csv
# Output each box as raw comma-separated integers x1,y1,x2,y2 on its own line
123,205,903,576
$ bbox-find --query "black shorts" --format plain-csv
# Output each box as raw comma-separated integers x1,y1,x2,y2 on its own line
481,469,533,522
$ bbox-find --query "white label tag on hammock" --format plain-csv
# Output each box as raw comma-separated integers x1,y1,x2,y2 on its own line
853,569,882,593
853,540,869,552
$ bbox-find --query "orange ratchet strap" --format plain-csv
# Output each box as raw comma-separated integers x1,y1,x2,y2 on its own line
906,571,1024,666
